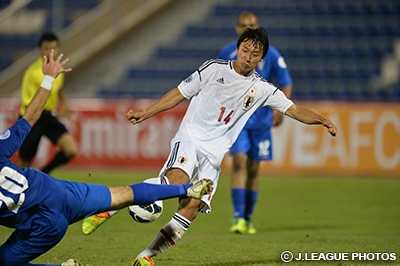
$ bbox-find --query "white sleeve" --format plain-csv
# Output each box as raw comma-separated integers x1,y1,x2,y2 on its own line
177,70,202,99
265,88,294,114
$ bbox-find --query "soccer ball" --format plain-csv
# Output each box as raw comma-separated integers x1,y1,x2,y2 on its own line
127,200,163,223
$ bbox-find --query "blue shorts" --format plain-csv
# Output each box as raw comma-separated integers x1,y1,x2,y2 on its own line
0,181,111,266
230,126,273,161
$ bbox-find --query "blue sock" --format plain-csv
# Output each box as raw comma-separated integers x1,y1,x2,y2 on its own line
130,183,192,205
231,188,245,219
244,190,258,222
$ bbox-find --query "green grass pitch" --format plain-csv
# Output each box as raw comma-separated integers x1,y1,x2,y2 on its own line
1,169,399,265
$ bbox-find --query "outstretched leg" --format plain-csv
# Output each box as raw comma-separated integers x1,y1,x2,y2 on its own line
81,177,213,235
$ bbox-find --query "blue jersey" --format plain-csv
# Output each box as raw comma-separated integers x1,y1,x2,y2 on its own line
0,118,111,265
0,119,110,227
0,119,64,226
218,41,292,130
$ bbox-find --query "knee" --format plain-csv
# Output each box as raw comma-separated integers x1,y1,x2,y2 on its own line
63,147,78,159
165,168,189,185
58,134,78,158
232,153,246,172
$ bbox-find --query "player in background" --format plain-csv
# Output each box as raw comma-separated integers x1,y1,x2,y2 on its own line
18,31,77,174
0,49,213,266
218,11,293,234
124,27,336,265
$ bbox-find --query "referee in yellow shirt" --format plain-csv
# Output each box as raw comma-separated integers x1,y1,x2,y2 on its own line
18,31,77,173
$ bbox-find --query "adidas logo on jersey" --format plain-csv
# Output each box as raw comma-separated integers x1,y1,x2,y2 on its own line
216,77,224,84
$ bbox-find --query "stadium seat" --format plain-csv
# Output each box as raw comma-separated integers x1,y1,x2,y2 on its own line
0,0,11,9
0,0,100,72
96,0,399,101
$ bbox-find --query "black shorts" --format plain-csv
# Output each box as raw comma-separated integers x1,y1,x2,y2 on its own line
19,111,69,161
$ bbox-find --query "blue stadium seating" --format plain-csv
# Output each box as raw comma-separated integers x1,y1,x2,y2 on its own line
0,35,38,50
0,56,12,70
27,0,98,10
0,0,99,72
98,0,400,101
3,0,398,100
0,0,11,9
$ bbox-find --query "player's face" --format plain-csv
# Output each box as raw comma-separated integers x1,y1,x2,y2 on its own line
234,39,263,77
39,40,59,61
236,14,258,35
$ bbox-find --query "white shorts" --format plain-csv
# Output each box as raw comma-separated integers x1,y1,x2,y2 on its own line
158,140,220,213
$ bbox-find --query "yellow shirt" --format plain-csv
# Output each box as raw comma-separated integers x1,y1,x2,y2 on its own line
19,57,65,116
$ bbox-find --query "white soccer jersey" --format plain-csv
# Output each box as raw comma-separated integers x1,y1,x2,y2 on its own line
175,59,293,167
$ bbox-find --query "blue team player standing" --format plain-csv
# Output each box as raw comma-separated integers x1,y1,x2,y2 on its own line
0,50,213,266
218,11,293,234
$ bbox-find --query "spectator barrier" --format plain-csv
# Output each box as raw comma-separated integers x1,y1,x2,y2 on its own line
0,99,398,176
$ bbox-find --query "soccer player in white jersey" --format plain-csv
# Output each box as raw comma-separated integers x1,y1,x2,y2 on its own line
88,27,337,266
219,11,293,235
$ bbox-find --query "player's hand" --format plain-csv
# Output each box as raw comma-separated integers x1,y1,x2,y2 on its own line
42,49,71,78
126,109,146,124
272,110,284,127
57,109,77,128
324,119,337,137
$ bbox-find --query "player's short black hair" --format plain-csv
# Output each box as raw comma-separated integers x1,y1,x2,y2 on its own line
38,31,59,47
236,27,269,58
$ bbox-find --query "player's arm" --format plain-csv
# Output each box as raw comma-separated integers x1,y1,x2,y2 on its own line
57,87,76,127
126,87,186,125
285,104,337,136
23,49,71,126
272,83,293,126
